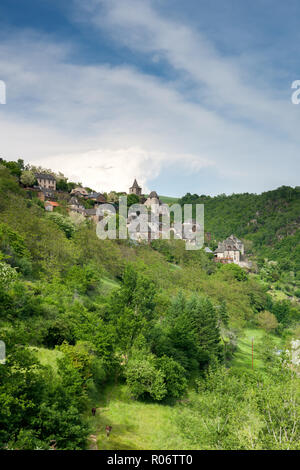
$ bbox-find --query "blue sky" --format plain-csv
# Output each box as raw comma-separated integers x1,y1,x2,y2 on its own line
0,0,300,196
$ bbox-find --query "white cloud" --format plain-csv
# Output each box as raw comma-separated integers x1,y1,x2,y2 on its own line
0,2,299,195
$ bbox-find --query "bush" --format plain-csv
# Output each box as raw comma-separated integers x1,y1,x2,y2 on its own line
221,263,248,281
155,355,188,398
48,213,76,238
257,311,278,332
125,357,167,401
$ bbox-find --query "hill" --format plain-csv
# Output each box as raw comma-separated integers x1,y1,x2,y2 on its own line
179,187,300,297
0,164,299,450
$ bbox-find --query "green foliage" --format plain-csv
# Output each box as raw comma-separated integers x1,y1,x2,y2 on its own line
219,263,248,281
125,357,167,401
155,355,188,398
0,158,24,179
257,311,278,332
179,187,300,292
127,193,140,206
0,344,88,449
150,292,221,373
175,362,300,450
0,261,18,287
56,178,69,191
0,222,31,259
65,263,102,294
20,170,35,187
0,166,299,449
48,212,76,238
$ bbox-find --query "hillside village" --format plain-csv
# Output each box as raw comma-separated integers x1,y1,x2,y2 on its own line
31,172,248,264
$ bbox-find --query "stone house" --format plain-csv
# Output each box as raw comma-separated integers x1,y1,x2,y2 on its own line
44,201,59,212
70,187,89,197
144,191,160,209
35,173,56,191
214,235,244,264
84,208,99,223
144,191,169,217
85,192,107,204
68,196,85,214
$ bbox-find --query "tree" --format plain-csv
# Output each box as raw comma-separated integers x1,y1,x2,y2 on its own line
221,263,248,281
0,262,18,288
20,170,35,187
187,296,221,365
127,193,140,207
56,178,69,191
155,355,188,398
257,311,278,332
125,357,167,401
2,159,24,179
48,213,76,238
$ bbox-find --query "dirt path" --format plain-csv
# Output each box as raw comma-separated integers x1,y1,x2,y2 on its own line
88,407,110,450
88,434,98,450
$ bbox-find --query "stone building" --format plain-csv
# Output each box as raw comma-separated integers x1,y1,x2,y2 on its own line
35,173,56,191
144,191,161,210
85,192,107,204
214,235,244,264
68,196,85,214
44,201,59,212
129,179,142,196
70,187,89,197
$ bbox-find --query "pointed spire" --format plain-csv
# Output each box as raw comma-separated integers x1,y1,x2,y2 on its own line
131,179,140,188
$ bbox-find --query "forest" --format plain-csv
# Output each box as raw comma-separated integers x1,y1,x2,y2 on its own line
0,161,299,450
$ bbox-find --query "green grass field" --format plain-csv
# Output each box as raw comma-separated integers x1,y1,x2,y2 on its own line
231,328,282,371
29,347,63,374
86,383,192,450
31,328,284,450
158,195,179,205
86,328,282,450
144,195,179,205
100,277,120,295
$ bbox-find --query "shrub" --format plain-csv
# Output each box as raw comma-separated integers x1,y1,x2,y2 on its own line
48,213,75,238
125,358,167,401
257,311,278,332
155,355,188,398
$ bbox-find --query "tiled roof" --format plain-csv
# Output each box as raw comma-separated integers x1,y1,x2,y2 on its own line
84,209,97,216
45,201,59,207
35,173,56,180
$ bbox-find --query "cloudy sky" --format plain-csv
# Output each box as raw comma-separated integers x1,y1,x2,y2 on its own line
0,0,300,196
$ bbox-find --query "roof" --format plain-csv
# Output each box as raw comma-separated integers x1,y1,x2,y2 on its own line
87,193,107,202
84,209,97,216
215,244,240,253
71,187,88,195
130,179,141,189
97,194,107,203
227,234,242,244
45,201,59,207
214,234,243,254
149,191,159,199
35,173,56,181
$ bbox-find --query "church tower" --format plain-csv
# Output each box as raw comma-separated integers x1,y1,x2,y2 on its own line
129,179,142,196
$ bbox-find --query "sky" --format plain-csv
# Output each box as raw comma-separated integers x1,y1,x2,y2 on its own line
0,0,300,196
